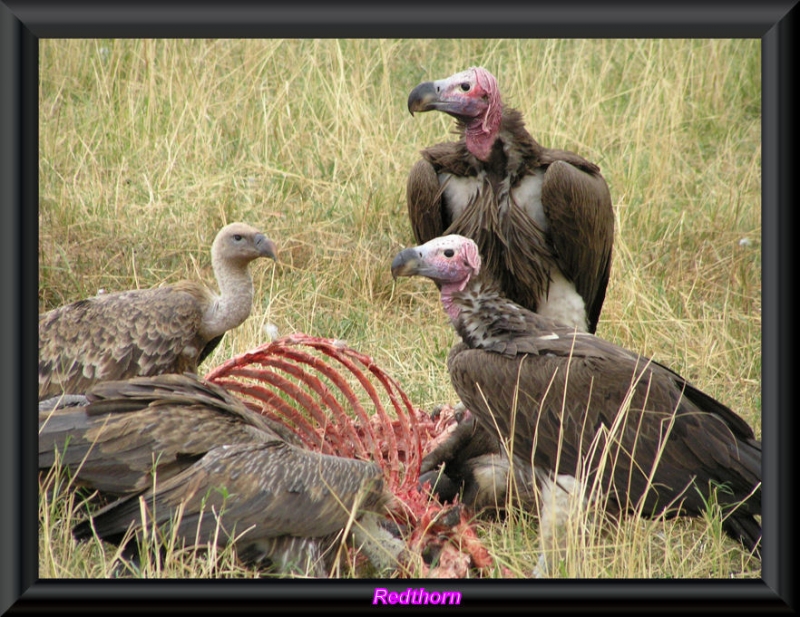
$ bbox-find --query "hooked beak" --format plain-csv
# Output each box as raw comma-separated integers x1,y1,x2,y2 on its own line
391,247,422,279
255,235,278,261
407,81,440,116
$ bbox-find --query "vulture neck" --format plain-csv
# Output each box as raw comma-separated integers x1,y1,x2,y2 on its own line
201,254,256,340
463,100,504,162
462,108,538,183
440,281,467,323
441,276,529,349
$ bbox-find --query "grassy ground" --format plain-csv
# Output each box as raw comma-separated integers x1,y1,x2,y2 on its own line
39,38,761,579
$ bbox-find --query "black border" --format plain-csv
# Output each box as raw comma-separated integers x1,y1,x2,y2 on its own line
2,1,796,613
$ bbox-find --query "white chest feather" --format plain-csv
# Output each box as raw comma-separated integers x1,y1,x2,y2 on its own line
440,173,482,220
440,169,548,232
537,270,589,333
511,170,547,231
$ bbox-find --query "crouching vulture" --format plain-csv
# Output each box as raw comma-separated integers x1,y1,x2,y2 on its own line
39,222,277,402
38,373,301,497
40,373,405,577
391,235,761,571
406,66,614,334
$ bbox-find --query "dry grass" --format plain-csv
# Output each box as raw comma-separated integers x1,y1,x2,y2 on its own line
39,38,761,579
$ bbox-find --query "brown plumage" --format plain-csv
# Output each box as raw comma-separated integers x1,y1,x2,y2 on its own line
38,222,276,401
418,410,535,515
407,66,614,334
72,440,399,577
392,235,761,556
40,372,404,576
69,440,402,576
38,372,300,497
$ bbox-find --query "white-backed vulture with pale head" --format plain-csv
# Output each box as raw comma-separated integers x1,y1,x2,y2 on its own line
38,222,277,401
406,66,614,334
391,235,761,565
41,373,404,577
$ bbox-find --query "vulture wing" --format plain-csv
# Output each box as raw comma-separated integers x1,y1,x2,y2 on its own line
407,158,448,245
72,441,389,575
38,286,208,401
540,159,614,333
447,338,761,550
38,373,293,496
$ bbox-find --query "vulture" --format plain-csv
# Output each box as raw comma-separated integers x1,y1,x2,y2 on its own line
38,372,301,497
40,373,405,577
391,235,762,569
406,66,614,334
38,222,277,402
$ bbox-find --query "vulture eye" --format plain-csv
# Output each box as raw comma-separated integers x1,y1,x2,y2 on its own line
460,83,470,92
443,249,455,258
233,234,243,242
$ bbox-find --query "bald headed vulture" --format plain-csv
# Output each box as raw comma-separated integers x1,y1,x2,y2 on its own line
392,235,761,570
407,66,614,334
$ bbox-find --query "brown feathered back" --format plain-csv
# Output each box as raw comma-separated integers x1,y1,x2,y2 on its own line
38,372,298,496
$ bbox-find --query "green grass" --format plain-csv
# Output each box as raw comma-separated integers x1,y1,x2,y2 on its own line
39,38,761,579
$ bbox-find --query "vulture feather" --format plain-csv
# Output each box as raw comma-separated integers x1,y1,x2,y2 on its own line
41,372,404,577
38,222,276,401
418,408,535,515
407,66,614,334
38,372,300,497
392,235,761,563
72,440,400,577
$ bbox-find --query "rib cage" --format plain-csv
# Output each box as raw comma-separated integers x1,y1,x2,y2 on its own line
204,333,496,576
204,333,424,502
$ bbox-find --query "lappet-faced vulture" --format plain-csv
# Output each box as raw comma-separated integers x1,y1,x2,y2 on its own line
407,66,614,334
392,235,761,570
38,222,277,402
41,373,404,577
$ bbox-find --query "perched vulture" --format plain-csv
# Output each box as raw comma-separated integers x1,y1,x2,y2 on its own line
38,222,276,401
38,372,301,497
40,373,404,577
391,235,762,567
406,66,614,334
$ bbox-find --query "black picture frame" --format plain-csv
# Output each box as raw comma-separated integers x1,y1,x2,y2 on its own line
2,1,795,612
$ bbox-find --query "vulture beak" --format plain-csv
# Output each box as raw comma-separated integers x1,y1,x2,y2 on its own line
391,247,422,279
407,81,440,116
408,77,485,121
255,235,278,262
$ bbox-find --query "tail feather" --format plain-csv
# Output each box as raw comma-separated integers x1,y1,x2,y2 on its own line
723,513,762,555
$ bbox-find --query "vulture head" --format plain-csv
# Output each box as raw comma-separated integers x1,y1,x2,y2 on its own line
392,234,481,322
407,67,503,161
212,222,278,268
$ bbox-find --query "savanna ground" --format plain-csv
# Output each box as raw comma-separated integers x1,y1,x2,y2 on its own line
38,39,761,579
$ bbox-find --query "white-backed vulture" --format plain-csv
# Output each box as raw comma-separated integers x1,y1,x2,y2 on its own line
391,235,761,564
38,222,276,401
407,66,614,334
38,372,300,497
41,373,404,577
